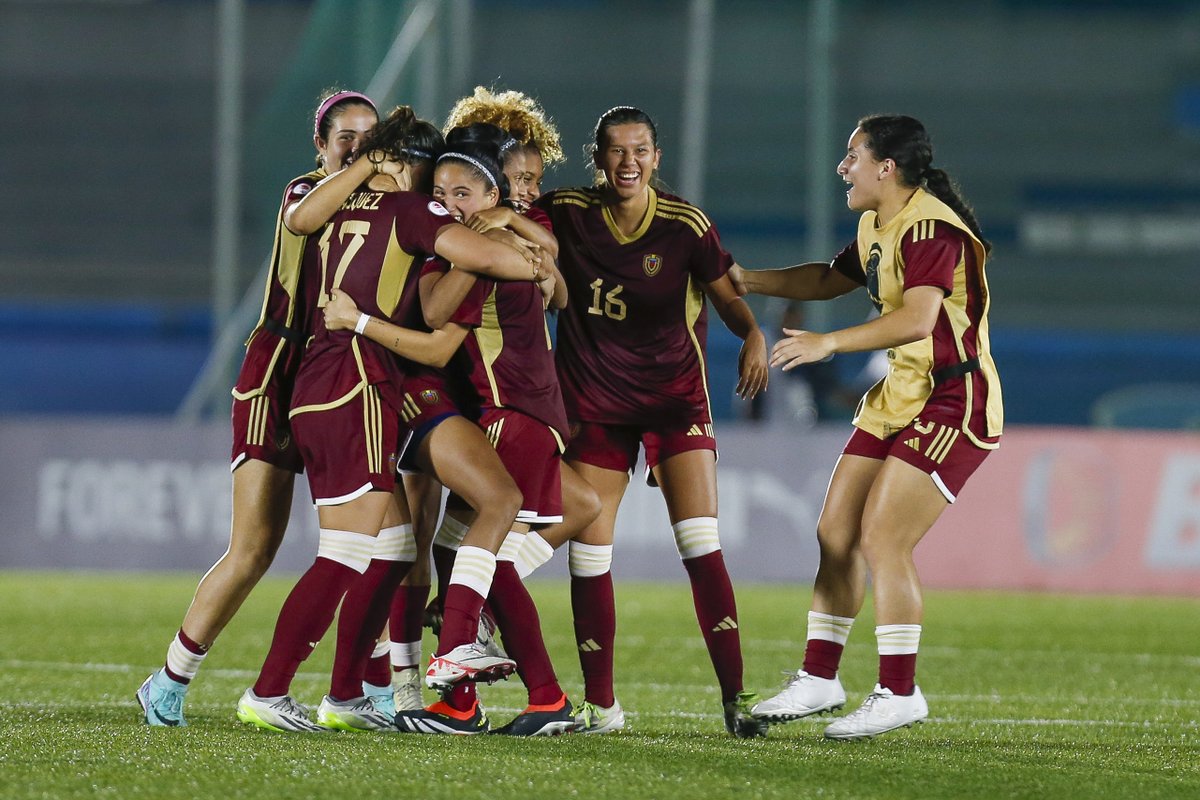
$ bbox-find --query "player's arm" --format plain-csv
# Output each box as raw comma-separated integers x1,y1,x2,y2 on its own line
433,224,550,283
324,288,468,368
770,285,943,371
283,152,399,235
728,261,859,301
467,206,560,260
702,273,769,400
420,268,478,331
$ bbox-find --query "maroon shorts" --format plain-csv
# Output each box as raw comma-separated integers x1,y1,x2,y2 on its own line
565,419,717,486
481,408,563,524
230,385,303,474
843,416,993,502
396,372,464,471
290,383,400,505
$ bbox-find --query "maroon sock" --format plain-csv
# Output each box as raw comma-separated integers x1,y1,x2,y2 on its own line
803,639,845,680
253,557,359,698
444,681,477,712
437,583,485,654
390,583,431,667
330,558,413,700
163,628,207,684
431,544,457,608
879,654,918,696
489,562,561,706
570,572,616,708
681,551,744,704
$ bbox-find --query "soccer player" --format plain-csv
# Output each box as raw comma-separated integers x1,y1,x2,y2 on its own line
136,90,379,727
736,114,1002,739
534,106,770,738
234,106,546,733
328,126,578,736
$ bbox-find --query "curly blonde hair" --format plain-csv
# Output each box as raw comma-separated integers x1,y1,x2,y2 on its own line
444,86,564,165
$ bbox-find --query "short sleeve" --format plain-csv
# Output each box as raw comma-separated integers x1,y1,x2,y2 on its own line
831,240,865,285
688,220,734,283
447,275,489,328
392,193,458,254
900,223,963,295
524,206,554,234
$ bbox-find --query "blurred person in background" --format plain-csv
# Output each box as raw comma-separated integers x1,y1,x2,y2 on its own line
731,114,1002,740
137,90,379,728
535,105,770,738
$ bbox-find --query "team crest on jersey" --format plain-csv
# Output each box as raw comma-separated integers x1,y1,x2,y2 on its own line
275,430,291,451
864,243,883,312
420,389,440,405
292,183,312,197
642,254,663,277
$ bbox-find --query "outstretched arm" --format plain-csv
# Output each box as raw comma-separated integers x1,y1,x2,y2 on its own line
770,285,943,371
703,273,769,400
729,261,859,302
284,151,399,235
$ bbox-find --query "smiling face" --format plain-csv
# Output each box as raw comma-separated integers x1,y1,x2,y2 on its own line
837,126,893,212
594,122,660,202
315,102,378,172
432,160,499,222
503,146,545,211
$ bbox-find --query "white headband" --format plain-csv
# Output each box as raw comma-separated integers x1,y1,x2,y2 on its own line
437,152,498,188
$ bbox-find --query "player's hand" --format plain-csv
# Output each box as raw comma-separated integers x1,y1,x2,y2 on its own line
736,327,769,399
361,148,403,176
324,289,362,331
727,263,749,297
771,327,835,371
537,272,557,309
466,207,515,234
482,228,543,275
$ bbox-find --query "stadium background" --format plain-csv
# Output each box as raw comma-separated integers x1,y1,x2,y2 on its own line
0,0,1197,595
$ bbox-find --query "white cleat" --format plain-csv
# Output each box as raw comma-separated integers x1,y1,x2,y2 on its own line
477,610,507,660
236,689,325,733
823,684,928,740
424,642,516,690
573,699,626,734
316,695,394,732
751,670,846,723
393,667,424,712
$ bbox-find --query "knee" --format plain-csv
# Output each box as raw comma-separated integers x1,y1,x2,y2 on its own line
815,519,857,565
573,483,602,528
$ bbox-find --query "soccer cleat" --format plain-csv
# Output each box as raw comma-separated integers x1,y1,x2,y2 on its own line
393,667,424,711
476,609,507,660
425,642,516,690
724,690,769,738
136,669,188,727
751,670,847,722
493,694,575,737
316,695,394,732
573,698,626,735
394,699,490,734
362,681,396,719
236,688,325,733
823,684,929,741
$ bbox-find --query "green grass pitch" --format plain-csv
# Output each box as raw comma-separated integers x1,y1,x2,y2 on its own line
1,571,1197,799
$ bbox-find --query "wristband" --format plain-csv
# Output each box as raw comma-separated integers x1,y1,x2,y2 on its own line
354,313,370,335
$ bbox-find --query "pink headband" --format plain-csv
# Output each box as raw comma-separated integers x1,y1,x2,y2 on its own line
313,91,377,138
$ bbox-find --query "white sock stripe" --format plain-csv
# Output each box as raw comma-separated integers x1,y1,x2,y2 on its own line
165,635,205,680
317,528,375,573
433,516,469,548
876,623,922,655
373,524,416,561
370,640,390,659
390,640,421,668
448,545,496,597
671,516,721,559
496,531,527,563
568,541,614,577
807,610,855,645
515,532,555,579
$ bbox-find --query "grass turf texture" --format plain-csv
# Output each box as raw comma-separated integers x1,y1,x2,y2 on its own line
1,571,1197,799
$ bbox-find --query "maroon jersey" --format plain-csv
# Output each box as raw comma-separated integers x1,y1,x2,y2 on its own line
421,259,568,437
290,190,456,417
232,169,326,402
535,187,732,426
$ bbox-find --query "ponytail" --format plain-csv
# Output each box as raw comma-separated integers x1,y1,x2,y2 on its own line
923,167,991,255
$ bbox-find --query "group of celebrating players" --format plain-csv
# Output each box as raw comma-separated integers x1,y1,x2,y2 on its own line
136,85,1002,742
